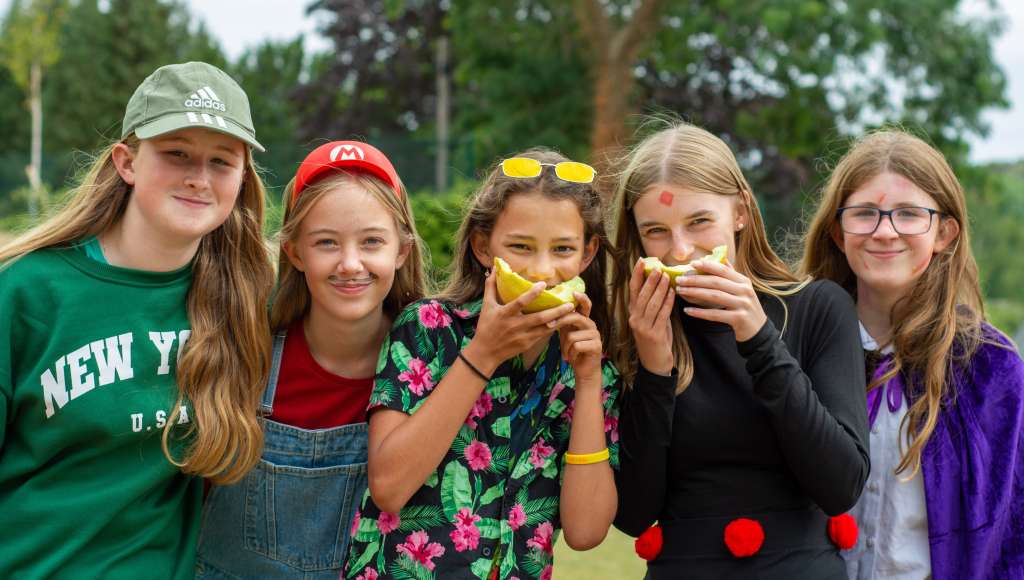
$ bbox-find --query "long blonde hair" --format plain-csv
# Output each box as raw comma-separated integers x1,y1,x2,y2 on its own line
0,135,274,485
270,171,429,331
801,129,987,478
436,148,613,341
610,121,805,392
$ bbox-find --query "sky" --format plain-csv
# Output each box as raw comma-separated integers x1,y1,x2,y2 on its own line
5,0,1023,163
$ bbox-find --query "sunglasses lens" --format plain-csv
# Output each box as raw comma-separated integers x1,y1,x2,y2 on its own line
554,161,596,183
502,157,543,178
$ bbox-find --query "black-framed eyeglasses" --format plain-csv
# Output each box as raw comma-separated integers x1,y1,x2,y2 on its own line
836,206,945,236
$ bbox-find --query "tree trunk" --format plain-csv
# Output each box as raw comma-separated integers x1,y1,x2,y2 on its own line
573,0,666,196
435,35,450,192
590,53,634,172
28,59,43,217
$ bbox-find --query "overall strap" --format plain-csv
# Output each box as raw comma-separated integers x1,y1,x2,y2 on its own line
260,331,288,416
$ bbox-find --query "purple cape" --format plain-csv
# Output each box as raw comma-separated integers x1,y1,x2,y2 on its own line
919,325,1024,579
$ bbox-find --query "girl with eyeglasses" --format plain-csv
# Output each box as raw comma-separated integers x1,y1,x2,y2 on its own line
610,122,870,578
802,130,1024,579
342,149,620,579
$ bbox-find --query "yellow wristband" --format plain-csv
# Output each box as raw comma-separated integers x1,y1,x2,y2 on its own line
564,448,610,465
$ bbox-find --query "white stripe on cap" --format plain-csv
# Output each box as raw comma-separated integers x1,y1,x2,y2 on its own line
214,115,226,128
203,86,221,102
197,88,211,100
187,112,199,123
189,93,200,100
201,113,213,124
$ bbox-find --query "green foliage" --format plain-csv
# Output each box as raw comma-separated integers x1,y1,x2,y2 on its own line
961,160,1024,302
449,0,593,166
987,299,1024,341
409,184,471,281
0,0,65,89
42,0,227,156
229,37,307,192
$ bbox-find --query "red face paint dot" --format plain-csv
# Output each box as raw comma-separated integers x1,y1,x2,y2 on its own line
658,190,674,206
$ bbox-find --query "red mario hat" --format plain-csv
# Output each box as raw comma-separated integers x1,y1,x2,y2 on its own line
293,140,402,202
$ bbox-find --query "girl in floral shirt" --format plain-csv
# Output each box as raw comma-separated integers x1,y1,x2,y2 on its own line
344,150,621,580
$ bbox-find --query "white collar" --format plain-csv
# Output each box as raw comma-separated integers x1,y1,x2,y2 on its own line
859,320,894,355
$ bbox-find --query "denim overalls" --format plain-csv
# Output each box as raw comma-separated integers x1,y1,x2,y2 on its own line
196,332,369,579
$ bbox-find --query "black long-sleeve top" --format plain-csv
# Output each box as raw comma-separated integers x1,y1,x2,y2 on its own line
614,279,870,538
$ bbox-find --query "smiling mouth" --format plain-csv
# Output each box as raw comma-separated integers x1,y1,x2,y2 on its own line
866,249,904,258
330,276,374,289
174,196,211,207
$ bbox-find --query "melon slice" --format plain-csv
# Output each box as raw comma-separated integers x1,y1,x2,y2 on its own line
494,257,586,313
641,245,728,286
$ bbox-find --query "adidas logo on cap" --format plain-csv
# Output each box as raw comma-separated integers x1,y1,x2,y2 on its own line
184,86,227,112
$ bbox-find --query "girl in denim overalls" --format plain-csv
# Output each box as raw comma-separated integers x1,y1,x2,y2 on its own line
197,141,429,579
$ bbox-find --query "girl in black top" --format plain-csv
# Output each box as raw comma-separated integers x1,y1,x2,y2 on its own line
609,122,870,579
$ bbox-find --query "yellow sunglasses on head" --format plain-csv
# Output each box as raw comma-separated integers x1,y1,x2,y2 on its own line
500,157,596,184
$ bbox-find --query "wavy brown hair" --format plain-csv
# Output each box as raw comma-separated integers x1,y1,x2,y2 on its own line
436,148,612,342
610,121,806,392
800,129,987,478
0,135,273,485
270,171,429,331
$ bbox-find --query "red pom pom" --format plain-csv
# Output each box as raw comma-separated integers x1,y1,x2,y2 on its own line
634,525,663,561
828,513,859,550
723,518,764,558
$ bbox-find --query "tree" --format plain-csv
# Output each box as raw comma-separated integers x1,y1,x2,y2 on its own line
1,0,66,216
627,0,1007,224
572,0,665,168
228,37,307,194
44,0,227,157
449,0,1007,230
298,0,445,140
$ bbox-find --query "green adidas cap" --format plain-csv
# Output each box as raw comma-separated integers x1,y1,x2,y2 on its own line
121,61,264,152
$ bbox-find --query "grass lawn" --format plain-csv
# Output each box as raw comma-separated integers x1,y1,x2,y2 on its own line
554,527,645,579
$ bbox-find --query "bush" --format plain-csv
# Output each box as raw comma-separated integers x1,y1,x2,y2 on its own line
410,181,475,283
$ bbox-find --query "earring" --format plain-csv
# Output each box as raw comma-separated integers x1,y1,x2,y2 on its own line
737,223,745,231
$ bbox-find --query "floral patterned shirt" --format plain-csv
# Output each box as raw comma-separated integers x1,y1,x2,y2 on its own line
344,298,621,580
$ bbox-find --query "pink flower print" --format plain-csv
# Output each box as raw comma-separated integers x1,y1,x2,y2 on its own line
398,358,434,396
449,508,482,552
377,511,400,534
465,392,494,429
605,414,619,443
453,307,472,319
547,382,565,405
540,566,553,580
527,522,555,554
528,438,555,469
355,568,378,580
350,509,361,538
561,399,575,423
464,439,492,471
396,530,446,571
418,301,452,329
508,503,526,531
454,507,482,529
449,524,481,552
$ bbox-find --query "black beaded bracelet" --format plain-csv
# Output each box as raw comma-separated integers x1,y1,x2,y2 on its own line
458,351,490,382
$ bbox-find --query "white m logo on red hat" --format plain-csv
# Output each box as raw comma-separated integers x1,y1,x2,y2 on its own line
330,144,365,162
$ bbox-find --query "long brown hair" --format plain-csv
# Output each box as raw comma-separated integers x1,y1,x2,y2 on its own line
0,135,274,485
436,148,612,342
800,129,990,478
610,121,806,392
270,171,428,331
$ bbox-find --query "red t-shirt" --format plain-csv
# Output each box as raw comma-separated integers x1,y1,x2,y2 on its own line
267,320,374,429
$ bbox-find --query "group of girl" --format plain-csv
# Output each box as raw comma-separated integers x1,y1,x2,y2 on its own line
0,60,1021,580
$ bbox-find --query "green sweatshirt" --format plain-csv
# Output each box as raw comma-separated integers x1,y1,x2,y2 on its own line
0,245,200,580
